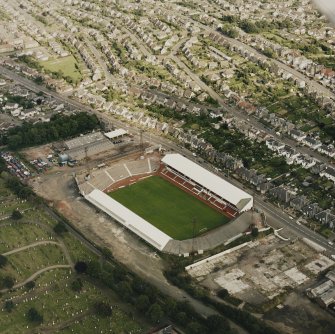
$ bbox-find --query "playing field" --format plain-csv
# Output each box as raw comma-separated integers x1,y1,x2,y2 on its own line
109,176,230,240
40,55,82,83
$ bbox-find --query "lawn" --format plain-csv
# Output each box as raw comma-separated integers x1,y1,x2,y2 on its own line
109,176,230,240
39,55,82,82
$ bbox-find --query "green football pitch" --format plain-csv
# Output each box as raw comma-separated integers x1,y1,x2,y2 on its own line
109,175,230,240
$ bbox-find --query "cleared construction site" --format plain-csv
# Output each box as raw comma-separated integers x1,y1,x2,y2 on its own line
186,234,335,308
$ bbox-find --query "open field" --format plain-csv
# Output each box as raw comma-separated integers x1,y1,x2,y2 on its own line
109,175,230,240
0,269,145,334
187,235,334,311
39,55,82,82
3,244,67,282
0,223,52,253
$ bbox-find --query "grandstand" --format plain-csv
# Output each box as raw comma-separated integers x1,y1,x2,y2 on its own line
85,189,172,250
161,154,253,213
76,157,160,194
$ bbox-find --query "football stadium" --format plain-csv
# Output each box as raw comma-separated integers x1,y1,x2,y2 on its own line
76,153,253,253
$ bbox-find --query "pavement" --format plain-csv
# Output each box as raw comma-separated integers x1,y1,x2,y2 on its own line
163,211,254,254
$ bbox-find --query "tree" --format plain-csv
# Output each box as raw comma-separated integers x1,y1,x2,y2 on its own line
71,278,83,292
219,24,239,38
1,276,15,289
25,281,35,290
117,281,133,302
206,315,230,334
53,222,67,235
26,307,43,324
4,300,14,312
94,301,112,317
217,288,229,299
11,209,22,220
186,321,206,334
147,303,163,323
176,311,188,324
0,157,6,172
251,227,259,238
0,255,8,268
263,47,276,59
74,261,87,274
136,294,150,312
100,247,113,260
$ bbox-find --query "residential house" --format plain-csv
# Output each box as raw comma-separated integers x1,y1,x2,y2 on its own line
310,162,326,174
290,129,306,141
269,186,294,203
290,195,308,211
315,210,335,227
236,167,257,182
266,138,285,152
302,136,322,150
318,145,335,158
320,166,335,183
301,203,321,218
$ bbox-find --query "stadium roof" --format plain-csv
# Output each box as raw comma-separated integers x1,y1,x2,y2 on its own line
162,154,253,212
85,189,172,250
104,129,128,140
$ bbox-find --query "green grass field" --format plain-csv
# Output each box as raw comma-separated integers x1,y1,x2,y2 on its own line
39,55,82,82
109,176,230,240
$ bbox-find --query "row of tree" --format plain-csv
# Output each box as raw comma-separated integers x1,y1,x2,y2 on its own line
73,260,232,334
1,112,100,149
164,258,280,334
221,15,299,33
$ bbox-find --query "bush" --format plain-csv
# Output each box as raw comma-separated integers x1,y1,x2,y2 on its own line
71,278,83,292
206,315,230,334
0,255,8,268
0,276,15,289
26,307,43,324
251,227,259,238
74,261,88,274
217,288,229,299
94,301,112,317
11,210,22,220
147,303,163,323
53,222,67,235
3,300,14,312
25,281,35,290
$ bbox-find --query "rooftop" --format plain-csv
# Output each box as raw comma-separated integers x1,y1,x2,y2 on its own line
85,189,172,250
162,153,253,211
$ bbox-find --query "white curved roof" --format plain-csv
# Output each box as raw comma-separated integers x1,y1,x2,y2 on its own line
104,129,127,139
162,153,253,211
85,189,172,250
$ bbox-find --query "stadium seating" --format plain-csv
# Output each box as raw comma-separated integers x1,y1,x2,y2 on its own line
126,159,151,175
160,166,238,218
90,172,113,191
105,164,129,182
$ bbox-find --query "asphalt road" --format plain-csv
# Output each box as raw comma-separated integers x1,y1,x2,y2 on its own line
1,65,334,256
0,64,330,164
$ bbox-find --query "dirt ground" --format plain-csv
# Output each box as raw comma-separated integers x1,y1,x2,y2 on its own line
264,292,335,334
188,235,334,307
22,144,54,160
